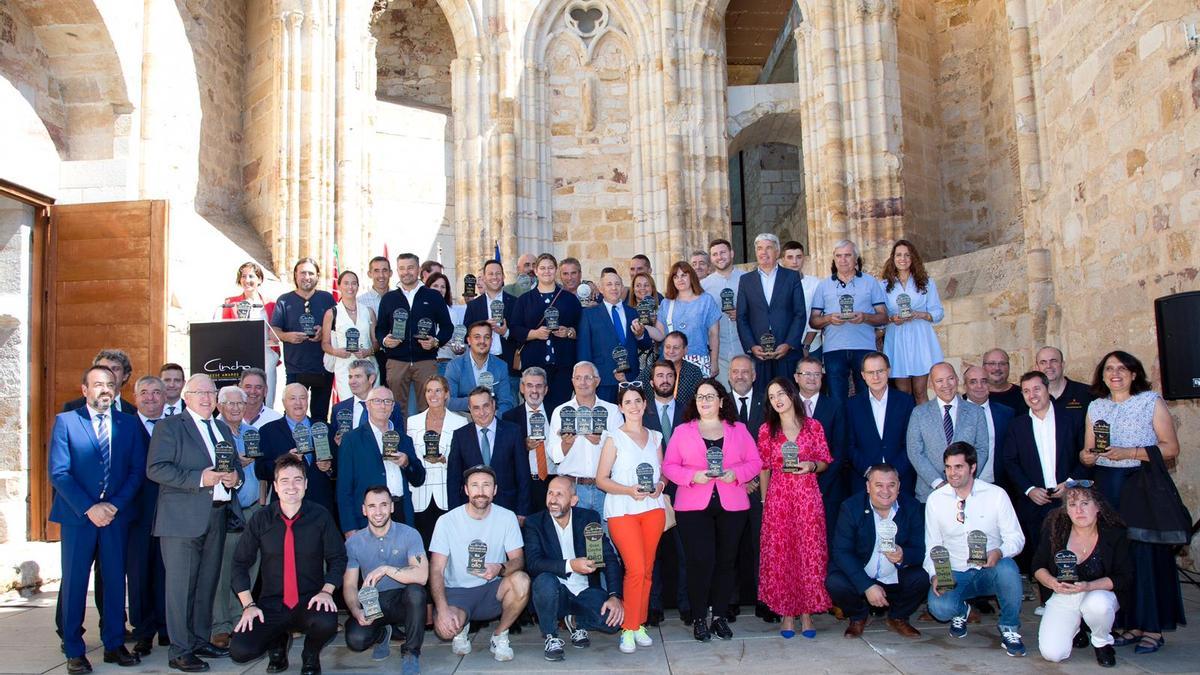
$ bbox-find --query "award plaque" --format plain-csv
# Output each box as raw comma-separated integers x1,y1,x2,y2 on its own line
575,406,593,435
463,273,478,299
544,306,561,330
293,425,313,455
214,441,236,473
516,273,532,292
931,545,956,590
299,311,316,338
577,282,593,305
358,585,384,622
391,308,408,340
877,519,899,554
415,317,434,340
591,406,609,432
760,329,777,355
381,429,401,458
838,294,855,320
636,462,656,493
720,288,735,312
336,408,353,437
612,346,631,373
559,406,577,435
467,539,488,575
636,298,658,326
477,370,495,392
1054,550,1079,582
489,299,505,323
967,530,988,567
584,522,605,567
236,300,252,319
781,440,800,473
897,293,913,319
344,327,361,353
423,430,442,461
243,427,262,459
448,325,468,351
529,411,547,441
1093,420,1110,453
705,445,724,477
311,422,333,462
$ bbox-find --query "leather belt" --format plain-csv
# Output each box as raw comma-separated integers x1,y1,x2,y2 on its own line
571,476,597,486
212,500,231,509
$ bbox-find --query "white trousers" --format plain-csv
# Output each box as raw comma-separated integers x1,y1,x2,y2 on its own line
1038,589,1118,663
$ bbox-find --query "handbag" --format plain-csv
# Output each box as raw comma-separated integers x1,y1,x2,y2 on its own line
1119,444,1193,545
512,288,563,371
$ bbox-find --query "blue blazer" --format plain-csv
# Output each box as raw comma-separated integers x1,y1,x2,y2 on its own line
577,302,651,389
829,492,926,593
132,421,159,524
446,419,531,515
444,353,516,415
812,394,849,495
508,284,583,370
734,266,807,353
335,422,425,531
330,397,406,440
463,292,518,372
846,388,916,492
990,401,1014,453
257,417,337,518
49,407,146,526
523,506,622,596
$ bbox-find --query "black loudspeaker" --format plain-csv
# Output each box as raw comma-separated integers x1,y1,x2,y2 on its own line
1154,291,1200,400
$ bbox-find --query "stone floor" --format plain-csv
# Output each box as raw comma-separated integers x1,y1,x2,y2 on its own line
4,580,1198,674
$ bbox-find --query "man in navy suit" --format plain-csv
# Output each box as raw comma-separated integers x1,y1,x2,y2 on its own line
641,361,690,625
501,368,555,514
963,365,1015,490
846,352,916,495
578,268,650,403
641,361,685,441
128,375,168,655
51,365,146,673
336,386,425,533
447,387,531,517
464,259,520,400
330,358,405,445
735,233,807,393
257,383,336,519
794,357,850,542
727,355,769,620
62,349,134,415
826,464,927,639
374,252,454,413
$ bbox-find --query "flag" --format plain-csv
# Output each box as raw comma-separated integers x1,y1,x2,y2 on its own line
330,243,341,303
494,241,501,263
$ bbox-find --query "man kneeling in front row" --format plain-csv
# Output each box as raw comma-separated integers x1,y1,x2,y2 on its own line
343,486,427,674
230,454,346,674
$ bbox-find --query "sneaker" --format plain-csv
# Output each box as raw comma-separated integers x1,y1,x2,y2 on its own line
542,634,565,662
633,626,653,647
999,627,1027,657
451,623,471,655
490,630,514,662
619,630,636,654
710,616,733,640
401,652,420,675
564,615,590,648
1033,605,1046,616
949,614,969,639
372,625,393,661
692,617,712,642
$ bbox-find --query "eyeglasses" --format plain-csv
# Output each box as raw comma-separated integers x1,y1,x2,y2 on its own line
303,300,311,312
187,390,218,397
956,498,967,524
367,398,396,406
983,361,1009,367
862,368,887,377
695,393,719,402
221,401,246,407
797,372,822,378
618,381,644,390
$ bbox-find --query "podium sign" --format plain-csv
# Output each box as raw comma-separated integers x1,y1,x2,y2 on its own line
190,320,267,388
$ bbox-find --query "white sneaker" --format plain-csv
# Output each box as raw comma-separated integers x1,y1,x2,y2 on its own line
451,623,471,655
634,626,653,647
490,630,514,661
619,630,637,654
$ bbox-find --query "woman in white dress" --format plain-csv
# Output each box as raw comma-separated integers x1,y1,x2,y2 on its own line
878,240,943,404
321,271,377,401
406,375,469,547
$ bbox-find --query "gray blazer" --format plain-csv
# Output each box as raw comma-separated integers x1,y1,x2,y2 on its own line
147,413,244,538
906,397,989,502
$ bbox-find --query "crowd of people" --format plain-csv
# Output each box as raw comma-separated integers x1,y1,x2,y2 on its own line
48,234,1187,674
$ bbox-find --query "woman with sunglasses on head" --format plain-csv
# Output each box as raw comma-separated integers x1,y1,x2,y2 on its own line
1033,482,1132,667
662,379,762,642
1079,350,1183,654
596,383,666,653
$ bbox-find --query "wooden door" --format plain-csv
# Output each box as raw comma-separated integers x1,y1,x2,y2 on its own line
31,200,168,540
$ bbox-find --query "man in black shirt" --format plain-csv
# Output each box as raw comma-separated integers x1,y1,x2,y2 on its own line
230,454,346,675
271,258,337,422
983,348,1027,414
374,253,453,413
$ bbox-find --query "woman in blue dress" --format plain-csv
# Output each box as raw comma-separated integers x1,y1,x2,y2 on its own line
653,261,721,377
878,240,943,404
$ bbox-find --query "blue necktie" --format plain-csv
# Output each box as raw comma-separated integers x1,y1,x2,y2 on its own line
96,413,111,497
611,305,626,344
480,427,492,465
942,404,954,444
358,400,367,428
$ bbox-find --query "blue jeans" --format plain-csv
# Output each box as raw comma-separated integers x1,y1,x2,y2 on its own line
823,349,870,409
575,483,605,516
927,557,1024,631
531,573,619,637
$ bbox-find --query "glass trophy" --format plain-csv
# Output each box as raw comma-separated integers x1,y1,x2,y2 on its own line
415,317,434,340
1093,420,1110,452
448,325,467,351
236,299,252,319
760,329,776,355
781,440,800,473
559,406,577,435
612,346,631,373
529,411,547,441
242,427,262,459
311,422,332,462
720,288,735,312
877,519,899,553
705,445,724,477
477,370,495,392
335,408,353,437
584,522,605,567
591,406,608,431
214,441,236,473
931,545,955,589
299,311,316,338
423,430,441,461
637,297,658,326
381,429,401,458
463,273,478,299
489,299,505,323
636,462,655,493
575,406,592,435
838,294,854,320
516,274,532,293
544,306,561,330
344,327,361,353
897,293,913,319
391,308,408,340
293,425,313,455
967,530,988,567
467,539,488,575
358,585,384,622
1054,550,1079,582
577,282,594,306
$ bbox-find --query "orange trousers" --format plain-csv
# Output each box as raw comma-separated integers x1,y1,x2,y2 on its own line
607,508,665,630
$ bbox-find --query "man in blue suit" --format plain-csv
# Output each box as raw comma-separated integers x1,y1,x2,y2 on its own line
964,365,1015,490
463,259,520,399
826,463,927,639
336,386,425,534
578,268,650,403
128,375,168,655
330,359,405,444
735,233,808,393
846,352,916,495
256,383,336,519
445,322,516,415
794,357,850,542
51,365,146,673
446,387,531,517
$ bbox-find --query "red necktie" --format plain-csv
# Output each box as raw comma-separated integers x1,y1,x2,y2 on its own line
282,512,299,608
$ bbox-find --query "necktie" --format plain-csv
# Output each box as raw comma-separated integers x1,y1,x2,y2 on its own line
358,400,367,428
805,399,815,417
660,404,673,444
531,410,548,481
480,427,492,465
96,414,111,497
202,417,220,448
942,404,954,444
165,404,176,416
611,305,626,343
738,397,749,424
148,418,159,426
281,513,299,608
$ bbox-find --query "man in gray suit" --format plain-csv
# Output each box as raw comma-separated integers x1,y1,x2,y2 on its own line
906,363,989,503
147,374,245,672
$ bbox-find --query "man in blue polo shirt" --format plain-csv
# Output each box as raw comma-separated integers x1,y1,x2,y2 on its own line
810,239,888,409
270,257,337,421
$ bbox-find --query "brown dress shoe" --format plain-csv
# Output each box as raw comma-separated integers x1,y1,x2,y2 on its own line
885,618,921,638
210,633,230,649
843,619,867,638
830,606,846,621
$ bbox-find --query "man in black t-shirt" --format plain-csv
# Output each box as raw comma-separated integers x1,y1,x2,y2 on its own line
271,258,336,421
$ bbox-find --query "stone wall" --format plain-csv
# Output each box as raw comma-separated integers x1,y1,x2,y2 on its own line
241,0,275,257
0,0,66,156
0,197,31,544
896,0,939,257
372,0,454,109
741,142,803,244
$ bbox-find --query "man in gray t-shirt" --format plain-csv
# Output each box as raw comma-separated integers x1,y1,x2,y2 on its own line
342,487,428,668
429,465,530,662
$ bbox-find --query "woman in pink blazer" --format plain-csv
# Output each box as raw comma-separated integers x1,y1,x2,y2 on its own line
663,378,763,642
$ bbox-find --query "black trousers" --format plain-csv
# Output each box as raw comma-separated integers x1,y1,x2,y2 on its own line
731,492,763,607
344,585,427,655
676,493,748,618
825,566,929,621
413,504,446,551
230,596,338,663
528,476,550,515
287,372,333,423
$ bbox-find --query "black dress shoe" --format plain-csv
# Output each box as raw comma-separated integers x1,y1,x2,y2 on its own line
159,635,171,647
1074,628,1092,649
710,616,733,640
679,609,694,625
646,609,664,627
168,654,210,672
1095,645,1116,667
193,642,230,659
66,656,92,675
725,605,739,623
133,637,154,656
692,617,712,642
267,634,292,673
300,652,321,675
104,646,141,666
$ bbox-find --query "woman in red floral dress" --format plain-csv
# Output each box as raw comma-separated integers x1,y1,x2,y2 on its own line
757,376,833,638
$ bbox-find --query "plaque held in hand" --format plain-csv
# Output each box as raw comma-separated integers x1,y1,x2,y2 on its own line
1093,420,1110,453
705,446,724,478
720,288,735,312
358,585,384,622
489,299,505,323
637,298,657,326
636,462,655,493
781,441,800,473
467,539,488,576
529,411,547,441
242,427,262,459
967,530,988,567
612,346,631,373
448,325,468,351
293,425,313,455
214,441,236,473
311,423,333,462
877,519,899,554
423,431,441,461
299,311,316,338
463,274,478,299
391,309,409,341
590,406,609,431
759,329,776,356
559,406,577,435
838,294,855,320
931,545,955,590
1054,550,1079,582
415,318,434,340
575,406,593,435
543,306,561,331
381,430,402,458
335,408,353,437
897,293,913,320
584,522,605,568
477,370,495,392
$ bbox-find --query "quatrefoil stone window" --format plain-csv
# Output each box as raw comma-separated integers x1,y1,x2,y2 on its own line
566,1,608,38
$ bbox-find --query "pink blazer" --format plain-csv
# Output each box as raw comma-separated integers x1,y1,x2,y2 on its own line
662,420,763,512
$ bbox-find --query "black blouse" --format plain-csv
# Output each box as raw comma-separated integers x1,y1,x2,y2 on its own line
1032,524,1133,590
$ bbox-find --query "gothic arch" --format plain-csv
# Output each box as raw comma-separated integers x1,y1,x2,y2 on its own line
728,108,804,155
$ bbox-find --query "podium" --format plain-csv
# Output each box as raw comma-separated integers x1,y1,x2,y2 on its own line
190,319,267,388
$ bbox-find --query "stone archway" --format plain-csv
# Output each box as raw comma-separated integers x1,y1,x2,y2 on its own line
727,109,806,261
